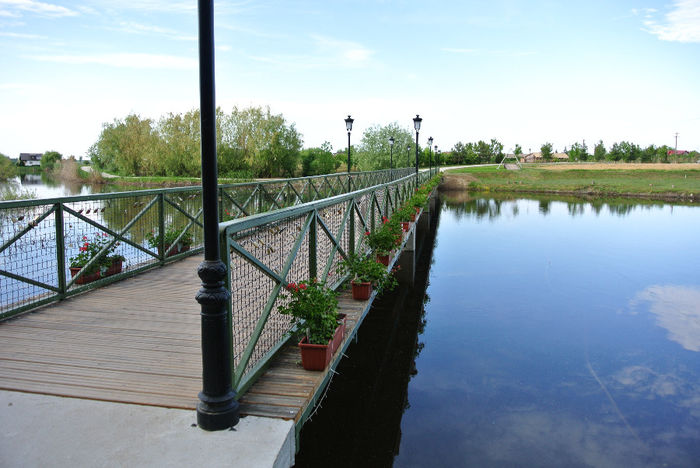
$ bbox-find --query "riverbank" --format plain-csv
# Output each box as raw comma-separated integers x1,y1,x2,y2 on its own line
443,163,700,202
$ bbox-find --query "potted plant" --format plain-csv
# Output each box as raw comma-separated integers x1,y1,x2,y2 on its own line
277,280,345,371
146,226,193,257
69,233,125,284
365,220,401,260
395,205,414,231
339,253,398,300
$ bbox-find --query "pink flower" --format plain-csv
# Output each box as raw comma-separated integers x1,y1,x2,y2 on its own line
299,283,307,290
364,231,370,236
82,236,88,241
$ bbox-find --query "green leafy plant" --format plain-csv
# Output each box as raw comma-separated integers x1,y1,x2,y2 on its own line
394,204,415,222
277,280,339,345
365,218,401,255
411,192,428,209
145,226,193,249
69,233,124,274
339,253,397,293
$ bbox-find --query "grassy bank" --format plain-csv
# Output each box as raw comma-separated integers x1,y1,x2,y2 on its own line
444,163,700,202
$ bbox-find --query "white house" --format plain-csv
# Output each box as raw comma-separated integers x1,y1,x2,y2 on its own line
19,153,42,166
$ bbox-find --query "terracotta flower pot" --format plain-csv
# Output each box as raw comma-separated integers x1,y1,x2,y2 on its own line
376,253,390,266
69,267,100,285
159,243,191,257
299,316,346,371
70,259,122,285
331,314,347,355
351,281,372,300
299,336,333,371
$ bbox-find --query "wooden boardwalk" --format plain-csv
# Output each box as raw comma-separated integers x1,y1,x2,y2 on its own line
0,254,377,423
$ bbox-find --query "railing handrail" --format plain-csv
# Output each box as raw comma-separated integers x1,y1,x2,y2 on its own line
0,168,413,209
0,167,419,319
220,172,417,235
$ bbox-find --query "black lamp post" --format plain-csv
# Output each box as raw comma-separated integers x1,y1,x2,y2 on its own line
406,145,411,167
427,136,433,176
344,115,354,191
195,0,239,431
389,136,395,179
435,145,439,171
413,114,422,174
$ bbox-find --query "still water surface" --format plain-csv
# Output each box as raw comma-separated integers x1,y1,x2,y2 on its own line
2,173,137,199
297,194,700,467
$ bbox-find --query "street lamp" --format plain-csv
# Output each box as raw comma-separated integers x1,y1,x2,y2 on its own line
427,136,434,176
406,145,411,167
344,115,354,191
413,115,422,174
389,136,395,179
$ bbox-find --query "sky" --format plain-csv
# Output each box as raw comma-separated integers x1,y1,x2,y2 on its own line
1,0,699,159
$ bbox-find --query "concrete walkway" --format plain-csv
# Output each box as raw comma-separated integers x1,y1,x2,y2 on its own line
1,391,295,468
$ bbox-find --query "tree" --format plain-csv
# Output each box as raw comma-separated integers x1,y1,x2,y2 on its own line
155,110,201,176
568,141,588,161
489,139,504,163
41,150,62,171
356,122,413,171
476,140,491,164
514,144,523,156
0,152,17,179
88,114,160,176
224,106,302,177
540,142,553,161
300,142,336,176
593,140,606,161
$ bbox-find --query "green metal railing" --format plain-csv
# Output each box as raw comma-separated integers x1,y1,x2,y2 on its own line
0,168,414,320
220,171,431,394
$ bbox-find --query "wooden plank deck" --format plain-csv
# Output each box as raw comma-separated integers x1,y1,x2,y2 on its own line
238,295,370,422
0,254,379,424
0,256,204,409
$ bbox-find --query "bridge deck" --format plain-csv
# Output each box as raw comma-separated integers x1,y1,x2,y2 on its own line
0,254,376,422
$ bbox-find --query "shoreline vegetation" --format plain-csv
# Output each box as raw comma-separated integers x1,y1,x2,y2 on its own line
443,163,700,203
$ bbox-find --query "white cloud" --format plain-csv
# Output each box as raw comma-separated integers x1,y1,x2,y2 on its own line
0,31,45,38
631,285,700,352
111,21,196,41
310,34,374,65
643,0,700,43
442,47,478,54
28,53,197,70
441,47,535,57
0,0,77,17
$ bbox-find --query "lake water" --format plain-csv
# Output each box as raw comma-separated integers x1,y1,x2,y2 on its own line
295,193,700,467
1,173,133,200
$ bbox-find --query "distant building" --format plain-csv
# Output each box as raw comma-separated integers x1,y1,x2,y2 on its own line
519,152,569,163
19,153,42,166
667,150,689,156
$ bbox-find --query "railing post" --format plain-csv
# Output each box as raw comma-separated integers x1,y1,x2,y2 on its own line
55,203,66,296
195,0,239,431
349,199,355,257
309,212,317,279
158,193,165,261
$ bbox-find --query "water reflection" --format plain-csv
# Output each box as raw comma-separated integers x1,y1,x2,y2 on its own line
440,191,690,220
294,193,700,467
631,285,700,352
1,174,132,199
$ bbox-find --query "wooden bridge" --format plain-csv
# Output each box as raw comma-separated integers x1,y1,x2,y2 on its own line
1,170,439,448
0,254,373,420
